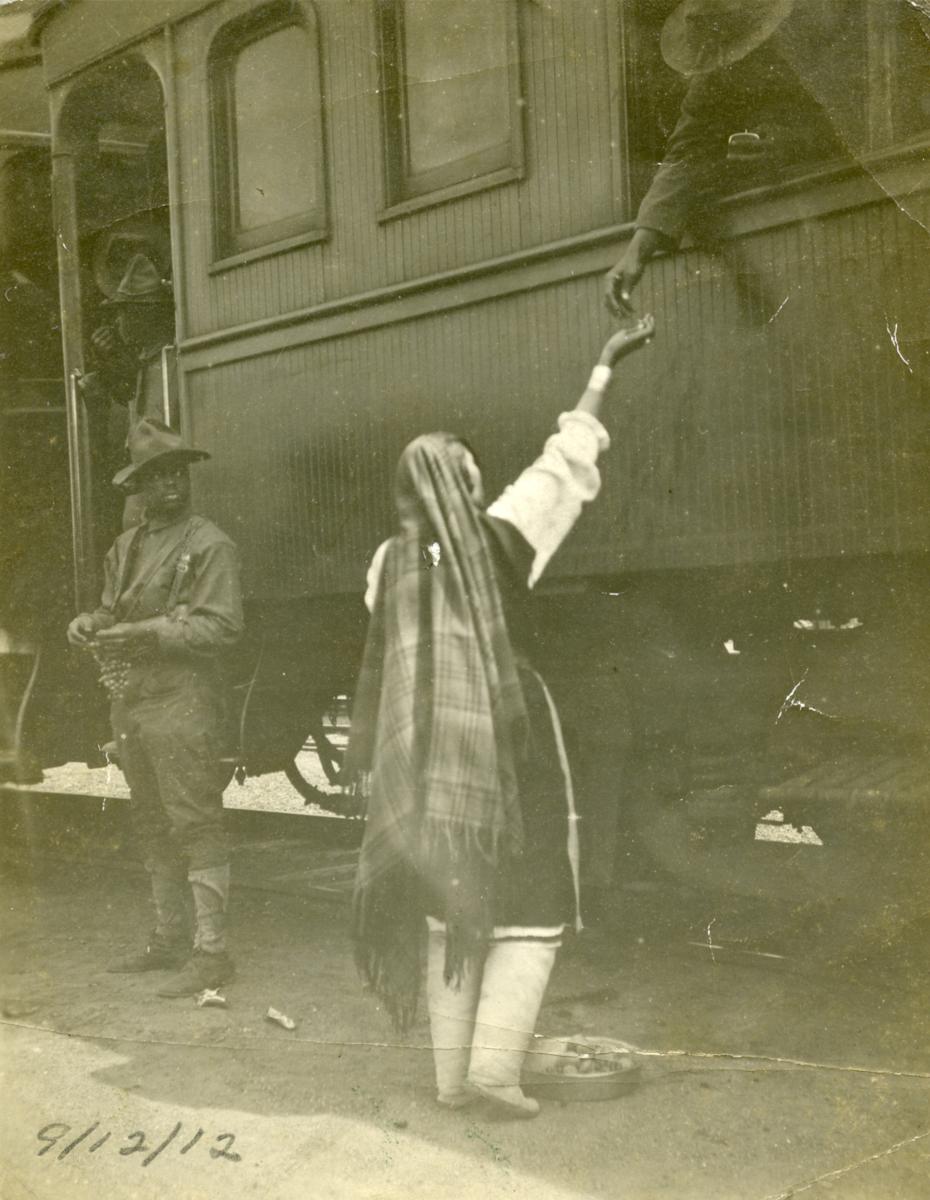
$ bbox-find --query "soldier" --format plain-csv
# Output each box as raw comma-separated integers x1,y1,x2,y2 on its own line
605,0,853,315
79,252,178,528
67,419,244,997
82,252,176,423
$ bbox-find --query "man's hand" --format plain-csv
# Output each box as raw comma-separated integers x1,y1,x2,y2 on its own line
67,613,98,647
604,228,668,317
90,324,118,356
75,369,109,406
599,315,656,370
94,620,159,647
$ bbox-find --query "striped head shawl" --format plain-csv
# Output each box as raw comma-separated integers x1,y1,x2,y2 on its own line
346,433,528,1030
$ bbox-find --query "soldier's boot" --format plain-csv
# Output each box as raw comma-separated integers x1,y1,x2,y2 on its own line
157,865,234,998
466,939,558,1118
107,870,191,973
426,930,482,1109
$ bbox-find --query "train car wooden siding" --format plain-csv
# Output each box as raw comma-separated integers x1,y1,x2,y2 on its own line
40,0,929,596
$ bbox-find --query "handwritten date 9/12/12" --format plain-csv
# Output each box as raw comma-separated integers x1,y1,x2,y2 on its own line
36,1120,241,1166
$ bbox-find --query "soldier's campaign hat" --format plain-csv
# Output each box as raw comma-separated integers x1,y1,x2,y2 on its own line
92,219,172,301
102,253,173,306
112,418,209,489
661,0,795,75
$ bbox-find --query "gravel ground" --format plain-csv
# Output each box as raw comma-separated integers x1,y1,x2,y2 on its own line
6,749,340,816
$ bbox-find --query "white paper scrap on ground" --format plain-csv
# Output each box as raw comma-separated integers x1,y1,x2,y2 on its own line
196,989,228,1008
266,1007,297,1030
723,639,741,655
755,820,823,845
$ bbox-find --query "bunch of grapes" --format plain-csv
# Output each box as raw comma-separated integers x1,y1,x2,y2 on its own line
89,643,145,699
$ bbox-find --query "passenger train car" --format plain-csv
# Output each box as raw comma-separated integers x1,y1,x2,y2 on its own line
1,0,928,897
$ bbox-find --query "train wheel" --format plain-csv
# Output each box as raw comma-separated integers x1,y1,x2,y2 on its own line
283,699,361,818
284,756,361,818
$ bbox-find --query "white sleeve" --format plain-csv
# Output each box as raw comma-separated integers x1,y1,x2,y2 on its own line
486,410,610,588
363,539,390,612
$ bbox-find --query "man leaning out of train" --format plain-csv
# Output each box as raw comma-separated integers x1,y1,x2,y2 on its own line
67,418,244,998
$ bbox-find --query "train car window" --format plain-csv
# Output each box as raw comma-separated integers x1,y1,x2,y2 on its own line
625,0,928,222
865,0,930,150
209,0,327,261
377,0,523,215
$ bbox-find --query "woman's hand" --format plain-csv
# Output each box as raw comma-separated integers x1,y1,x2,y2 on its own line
598,315,655,369
574,315,655,418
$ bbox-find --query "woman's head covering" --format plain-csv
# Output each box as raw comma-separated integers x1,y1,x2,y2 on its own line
346,432,528,1029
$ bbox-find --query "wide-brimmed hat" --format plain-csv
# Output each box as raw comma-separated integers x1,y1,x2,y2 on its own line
92,220,172,301
112,418,209,489
661,0,795,75
102,253,173,306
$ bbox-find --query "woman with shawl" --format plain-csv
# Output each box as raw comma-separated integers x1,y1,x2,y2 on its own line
345,316,655,1117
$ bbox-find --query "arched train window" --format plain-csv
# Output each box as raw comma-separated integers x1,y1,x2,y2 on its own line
209,0,327,263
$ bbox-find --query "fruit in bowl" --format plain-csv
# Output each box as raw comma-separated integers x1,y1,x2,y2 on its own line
523,1035,641,1101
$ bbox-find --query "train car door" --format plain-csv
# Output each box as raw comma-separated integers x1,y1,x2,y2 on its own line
1,51,177,779
53,54,175,611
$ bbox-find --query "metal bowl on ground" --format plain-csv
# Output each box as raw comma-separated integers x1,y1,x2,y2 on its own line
522,1034,641,1102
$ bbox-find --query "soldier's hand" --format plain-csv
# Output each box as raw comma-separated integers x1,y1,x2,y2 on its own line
94,621,157,646
90,325,117,355
604,228,667,317
67,613,97,647
75,369,109,406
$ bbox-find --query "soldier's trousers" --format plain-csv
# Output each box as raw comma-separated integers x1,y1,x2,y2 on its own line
111,669,228,874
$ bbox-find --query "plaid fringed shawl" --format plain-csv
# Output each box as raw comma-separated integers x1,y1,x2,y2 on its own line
344,434,528,1031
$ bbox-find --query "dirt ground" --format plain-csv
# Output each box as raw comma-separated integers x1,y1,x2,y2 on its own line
1,803,929,1200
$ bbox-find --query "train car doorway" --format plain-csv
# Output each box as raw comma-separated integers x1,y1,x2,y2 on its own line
55,55,175,609
1,54,176,778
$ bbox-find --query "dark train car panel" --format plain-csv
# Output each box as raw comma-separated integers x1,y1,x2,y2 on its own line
0,46,73,780
170,0,626,339
0,49,63,638
0,56,49,141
